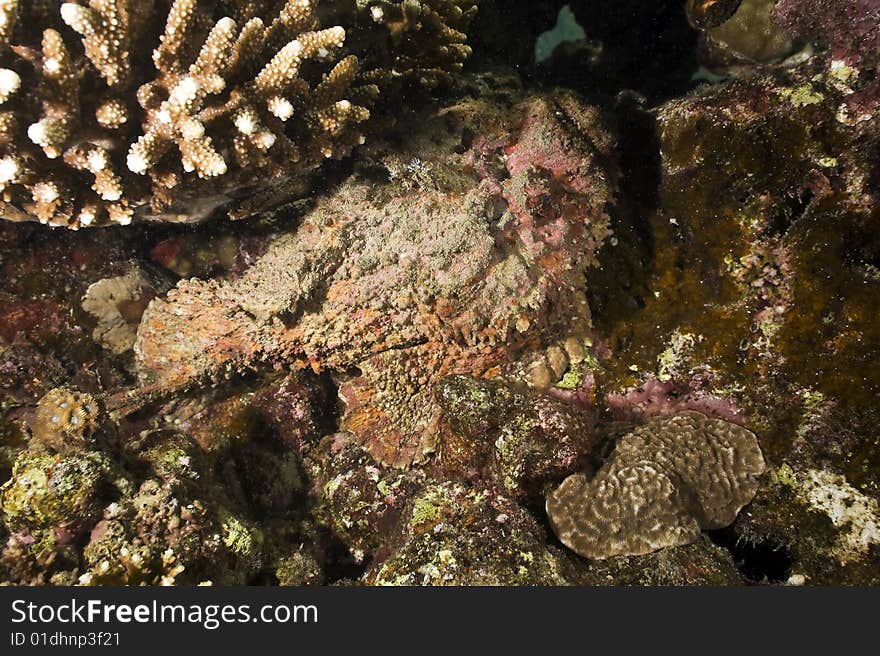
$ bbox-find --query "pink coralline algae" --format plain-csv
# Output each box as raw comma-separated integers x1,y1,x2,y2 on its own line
772,0,880,64
132,88,617,467
605,378,747,426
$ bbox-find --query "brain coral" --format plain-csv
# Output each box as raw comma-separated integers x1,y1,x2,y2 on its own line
546,411,765,559
0,0,478,228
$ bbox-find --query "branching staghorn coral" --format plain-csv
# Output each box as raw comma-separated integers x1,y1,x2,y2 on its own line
357,0,477,88
0,0,479,228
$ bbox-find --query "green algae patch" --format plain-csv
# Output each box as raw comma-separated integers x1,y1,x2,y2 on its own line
555,354,598,390
409,486,453,528
774,463,798,489
777,85,824,107
0,451,113,532
556,369,584,390
220,510,265,560
275,551,322,586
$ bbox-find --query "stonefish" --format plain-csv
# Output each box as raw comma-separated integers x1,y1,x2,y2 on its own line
130,85,618,468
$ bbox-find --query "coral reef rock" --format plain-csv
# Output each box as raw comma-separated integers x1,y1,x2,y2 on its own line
0,421,315,585
81,268,167,354
364,482,574,585
546,411,765,559
772,0,879,64
434,374,597,499
1,448,127,537
306,432,424,562
0,0,478,228
794,468,880,565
